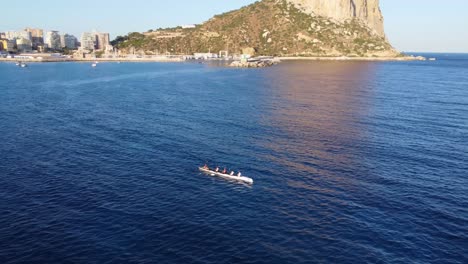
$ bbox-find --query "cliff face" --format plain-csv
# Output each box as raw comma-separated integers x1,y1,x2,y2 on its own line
286,0,385,37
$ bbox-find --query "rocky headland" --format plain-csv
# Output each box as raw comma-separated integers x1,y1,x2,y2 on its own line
112,0,407,61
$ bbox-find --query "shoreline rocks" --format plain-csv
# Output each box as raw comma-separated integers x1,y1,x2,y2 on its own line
229,60,278,68
279,55,426,61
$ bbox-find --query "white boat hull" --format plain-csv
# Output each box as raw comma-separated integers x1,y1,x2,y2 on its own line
199,167,253,184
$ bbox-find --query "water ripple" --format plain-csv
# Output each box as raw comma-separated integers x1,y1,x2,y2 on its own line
0,57,467,263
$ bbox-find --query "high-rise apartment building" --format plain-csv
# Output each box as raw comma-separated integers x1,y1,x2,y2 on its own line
45,31,61,50
24,28,44,49
95,32,110,50
80,31,111,50
16,38,33,52
60,34,78,49
81,32,96,50
5,31,32,41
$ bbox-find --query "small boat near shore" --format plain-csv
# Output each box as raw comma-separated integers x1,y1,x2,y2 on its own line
199,167,254,184
16,61,27,67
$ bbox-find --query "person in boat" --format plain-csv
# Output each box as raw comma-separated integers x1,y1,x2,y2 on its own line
215,166,219,172
222,168,227,174
203,163,209,170
237,171,242,177
230,171,234,176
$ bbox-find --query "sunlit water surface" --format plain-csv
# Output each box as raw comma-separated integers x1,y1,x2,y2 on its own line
0,54,467,263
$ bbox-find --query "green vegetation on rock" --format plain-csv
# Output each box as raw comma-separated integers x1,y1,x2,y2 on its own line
112,0,398,57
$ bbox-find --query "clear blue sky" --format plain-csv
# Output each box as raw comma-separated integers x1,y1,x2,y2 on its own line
2,0,468,52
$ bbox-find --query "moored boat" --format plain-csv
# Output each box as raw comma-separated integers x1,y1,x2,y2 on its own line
199,167,254,184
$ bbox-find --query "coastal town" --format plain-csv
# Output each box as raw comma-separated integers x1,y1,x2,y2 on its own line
0,27,280,67
0,28,120,61
0,25,425,65
0,26,265,63
0,27,198,63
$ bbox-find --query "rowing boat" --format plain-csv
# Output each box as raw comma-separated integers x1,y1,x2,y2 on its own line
199,167,254,184
199,167,253,184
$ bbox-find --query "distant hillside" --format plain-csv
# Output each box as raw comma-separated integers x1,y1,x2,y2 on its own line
112,0,399,57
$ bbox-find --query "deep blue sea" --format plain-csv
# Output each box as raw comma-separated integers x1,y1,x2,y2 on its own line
0,54,467,264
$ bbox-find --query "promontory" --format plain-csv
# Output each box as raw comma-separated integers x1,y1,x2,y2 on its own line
112,0,409,58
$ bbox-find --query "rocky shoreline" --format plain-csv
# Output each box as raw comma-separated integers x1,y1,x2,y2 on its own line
230,60,278,68
227,54,426,68
279,55,427,61
0,55,426,64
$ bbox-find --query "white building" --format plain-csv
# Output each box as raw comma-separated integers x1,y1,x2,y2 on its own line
5,31,32,41
194,53,218,59
24,28,44,48
61,34,77,49
45,31,61,50
181,24,196,29
81,32,96,50
16,38,32,52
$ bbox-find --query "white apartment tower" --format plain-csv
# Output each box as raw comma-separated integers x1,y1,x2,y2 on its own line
81,32,96,50
45,31,61,50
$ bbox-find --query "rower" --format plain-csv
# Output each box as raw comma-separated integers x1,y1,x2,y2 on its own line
230,171,234,176
237,171,242,177
215,167,219,172
223,168,227,174
203,163,209,169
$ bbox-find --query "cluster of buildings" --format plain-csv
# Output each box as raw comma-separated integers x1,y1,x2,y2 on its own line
0,28,112,55
80,32,111,51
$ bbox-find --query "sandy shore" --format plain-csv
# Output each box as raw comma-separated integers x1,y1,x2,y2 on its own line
75,57,184,62
0,57,184,63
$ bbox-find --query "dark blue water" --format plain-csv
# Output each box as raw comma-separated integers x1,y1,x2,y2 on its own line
1,54,467,263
